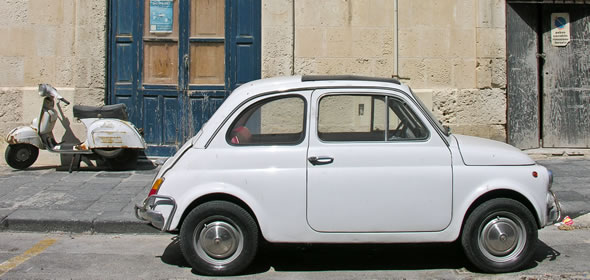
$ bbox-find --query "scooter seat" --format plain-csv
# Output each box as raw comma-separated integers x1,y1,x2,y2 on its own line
73,104,128,120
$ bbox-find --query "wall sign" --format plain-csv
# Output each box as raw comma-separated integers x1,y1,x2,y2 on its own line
551,13,570,47
150,0,173,33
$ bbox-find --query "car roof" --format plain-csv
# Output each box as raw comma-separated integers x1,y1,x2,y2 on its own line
229,75,410,100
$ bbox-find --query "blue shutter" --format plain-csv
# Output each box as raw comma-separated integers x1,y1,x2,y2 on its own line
229,0,261,90
108,0,139,124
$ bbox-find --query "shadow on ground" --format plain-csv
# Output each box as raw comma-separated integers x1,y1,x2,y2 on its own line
158,237,561,276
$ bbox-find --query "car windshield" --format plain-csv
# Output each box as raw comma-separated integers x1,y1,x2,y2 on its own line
410,88,450,136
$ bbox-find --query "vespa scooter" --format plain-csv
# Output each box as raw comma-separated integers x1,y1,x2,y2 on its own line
5,84,146,171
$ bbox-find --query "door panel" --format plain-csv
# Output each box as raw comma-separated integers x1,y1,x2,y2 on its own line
506,4,540,149
306,90,453,233
542,5,590,148
109,0,261,156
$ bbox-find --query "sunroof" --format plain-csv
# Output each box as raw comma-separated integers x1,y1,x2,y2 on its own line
301,75,401,85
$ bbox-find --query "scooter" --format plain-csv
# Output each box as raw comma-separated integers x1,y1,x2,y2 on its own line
5,84,146,171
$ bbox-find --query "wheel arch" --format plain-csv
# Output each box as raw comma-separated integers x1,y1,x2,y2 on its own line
462,189,542,231
178,193,263,238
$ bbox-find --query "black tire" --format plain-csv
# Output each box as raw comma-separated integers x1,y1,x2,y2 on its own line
180,201,258,276
461,198,538,273
105,149,138,170
5,144,39,170
93,148,124,159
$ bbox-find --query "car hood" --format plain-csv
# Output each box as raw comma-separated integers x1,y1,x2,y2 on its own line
453,134,534,166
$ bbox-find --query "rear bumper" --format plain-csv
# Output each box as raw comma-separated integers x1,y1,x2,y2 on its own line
134,195,177,231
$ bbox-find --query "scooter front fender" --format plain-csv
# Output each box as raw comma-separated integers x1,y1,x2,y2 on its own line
6,126,43,148
84,119,146,149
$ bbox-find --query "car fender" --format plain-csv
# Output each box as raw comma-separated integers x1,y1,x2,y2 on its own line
164,181,268,234
451,166,548,234
6,126,43,148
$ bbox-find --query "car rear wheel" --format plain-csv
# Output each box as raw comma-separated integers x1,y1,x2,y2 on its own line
461,198,538,273
180,201,258,276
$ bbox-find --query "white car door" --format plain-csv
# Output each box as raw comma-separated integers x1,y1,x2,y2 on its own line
306,89,453,232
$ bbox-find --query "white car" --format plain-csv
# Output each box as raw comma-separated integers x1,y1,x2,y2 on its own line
136,75,561,276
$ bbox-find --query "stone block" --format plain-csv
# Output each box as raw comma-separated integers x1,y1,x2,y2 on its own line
453,0,476,28
0,88,23,123
0,57,25,86
318,0,350,27
55,26,76,57
418,28,451,57
35,26,58,57
449,124,506,142
432,89,458,124
476,28,506,58
28,0,64,25
449,28,476,58
409,0,455,27
0,0,28,25
54,56,75,86
491,57,506,88
476,0,505,29
24,56,56,85
368,0,394,27
476,58,492,89
75,1,107,27
0,27,36,57
295,0,321,27
398,28,420,58
424,58,452,88
452,59,476,89
263,0,293,27
350,0,371,26
295,27,323,57
326,27,353,57
398,58,427,88
373,58,394,78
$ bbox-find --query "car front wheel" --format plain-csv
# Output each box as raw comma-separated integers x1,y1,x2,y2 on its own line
461,198,538,273
180,201,258,276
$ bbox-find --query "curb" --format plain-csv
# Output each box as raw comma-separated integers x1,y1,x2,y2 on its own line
0,209,163,234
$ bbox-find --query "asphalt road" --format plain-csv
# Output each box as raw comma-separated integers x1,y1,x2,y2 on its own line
0,224,589,279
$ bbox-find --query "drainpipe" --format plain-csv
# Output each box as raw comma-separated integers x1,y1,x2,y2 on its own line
393,0,399,78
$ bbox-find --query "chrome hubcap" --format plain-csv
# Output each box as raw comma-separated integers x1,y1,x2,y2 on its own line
478,213,526,262
194,220,243,265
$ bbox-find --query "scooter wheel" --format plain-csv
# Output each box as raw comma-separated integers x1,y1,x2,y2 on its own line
5,144,39,170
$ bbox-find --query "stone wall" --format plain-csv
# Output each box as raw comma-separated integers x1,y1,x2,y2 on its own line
0,0,107,163
262,0,508,141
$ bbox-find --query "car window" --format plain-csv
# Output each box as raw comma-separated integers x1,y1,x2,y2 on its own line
227,95,306,145
317,94,428,142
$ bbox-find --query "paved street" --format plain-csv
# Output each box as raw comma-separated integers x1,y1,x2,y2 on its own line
0,224,589,279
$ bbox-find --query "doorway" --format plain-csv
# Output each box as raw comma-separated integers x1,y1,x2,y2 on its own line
507,3,590,149
108,0,261,156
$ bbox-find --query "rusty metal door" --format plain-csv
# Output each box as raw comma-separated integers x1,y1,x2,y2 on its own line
541,5,590,148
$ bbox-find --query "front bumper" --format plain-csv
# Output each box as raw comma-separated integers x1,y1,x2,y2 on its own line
545,190,562,226
135,195,177,231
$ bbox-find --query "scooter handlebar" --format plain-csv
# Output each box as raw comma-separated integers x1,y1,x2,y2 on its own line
59,98,71,105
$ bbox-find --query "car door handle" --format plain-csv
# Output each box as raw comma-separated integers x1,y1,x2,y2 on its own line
308,156,334,165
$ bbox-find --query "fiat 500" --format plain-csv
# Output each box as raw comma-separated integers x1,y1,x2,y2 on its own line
136,75,561,275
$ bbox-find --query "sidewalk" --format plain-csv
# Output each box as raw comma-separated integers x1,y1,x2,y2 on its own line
0,158,589,234
0,161,161,234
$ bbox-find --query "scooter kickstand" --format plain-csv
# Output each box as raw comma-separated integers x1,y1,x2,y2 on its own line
69,154,81,173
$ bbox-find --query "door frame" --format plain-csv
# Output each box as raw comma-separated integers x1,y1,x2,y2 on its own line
107,0,261,156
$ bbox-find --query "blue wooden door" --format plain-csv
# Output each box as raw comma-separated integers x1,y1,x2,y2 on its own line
108,0,261,156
